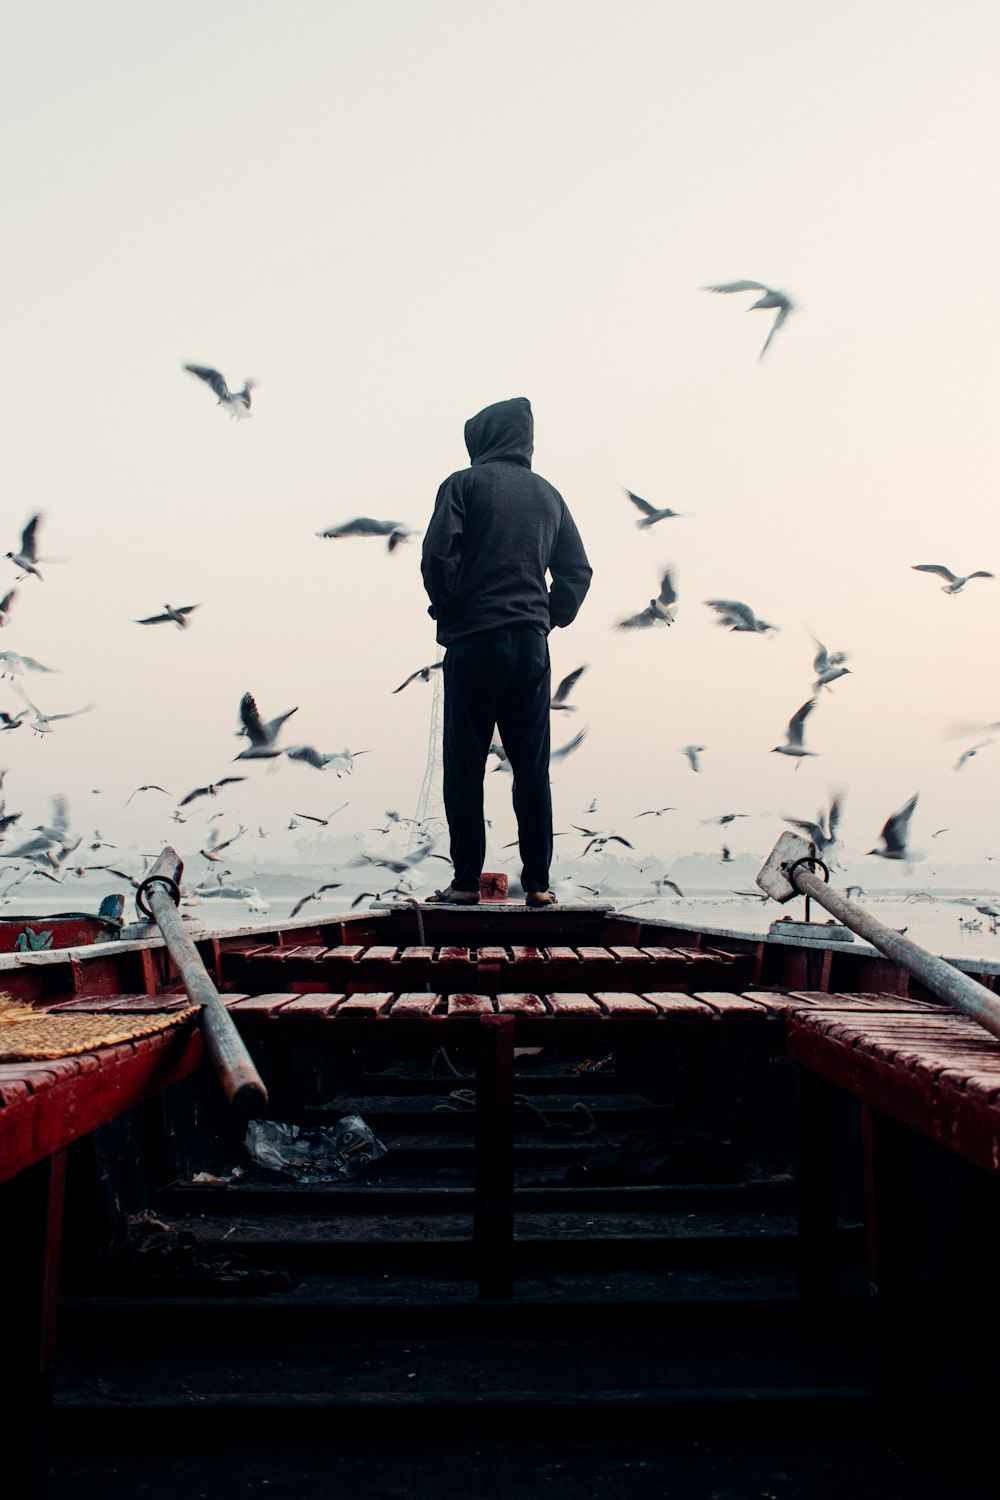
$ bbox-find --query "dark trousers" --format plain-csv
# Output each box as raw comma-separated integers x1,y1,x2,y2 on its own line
443,626,553,893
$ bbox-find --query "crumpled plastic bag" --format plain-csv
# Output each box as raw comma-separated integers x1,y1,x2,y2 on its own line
244,1116,387,1183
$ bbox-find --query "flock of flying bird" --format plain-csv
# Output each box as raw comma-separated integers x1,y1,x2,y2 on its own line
0,322,994,922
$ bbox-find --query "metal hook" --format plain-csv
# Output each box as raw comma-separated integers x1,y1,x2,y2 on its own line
784,854,830,924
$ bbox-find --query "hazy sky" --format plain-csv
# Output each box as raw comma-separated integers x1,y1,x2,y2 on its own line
2,0,1000,885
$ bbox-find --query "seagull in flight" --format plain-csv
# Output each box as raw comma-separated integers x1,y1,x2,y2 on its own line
702,280,794,359
183,364,256,417
200,825,246,863
353,843,437,877
551,665,587,711
581,833,634,857
553,728,588,761
285,745,368,774
5,514,47,581
490,729,588,771
624,491,684,528
771,699,818,761
235,692,298,761
14,689,94,735
617,568,677,630
286,883,343,919
634,806,676,819
136,604,200,630
705,599,777,634
178,777,246,807
912,564,994,595
811,637,850,691
0,652,55,678
782,792,843,858
680,744,705,772
317,518,418,552
0,589,17,628
126,785,170,804
393,661,443,693
867,793,921,862
294,805,349,827
954,739,994,771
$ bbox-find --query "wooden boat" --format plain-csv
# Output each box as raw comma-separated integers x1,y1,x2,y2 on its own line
3,840,1000,1496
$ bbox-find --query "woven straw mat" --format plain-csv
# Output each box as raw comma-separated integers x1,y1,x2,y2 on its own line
0,993,198,1061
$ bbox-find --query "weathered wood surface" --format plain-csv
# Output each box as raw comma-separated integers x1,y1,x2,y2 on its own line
0,1027,203,1186
219,940,741,1000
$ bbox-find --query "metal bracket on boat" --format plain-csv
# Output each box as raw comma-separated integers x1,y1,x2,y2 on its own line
135,874,181,920
784,854,830,924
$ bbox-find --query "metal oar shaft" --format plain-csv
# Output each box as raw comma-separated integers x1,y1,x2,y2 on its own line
141,849,268,1115
793,868,1000,1041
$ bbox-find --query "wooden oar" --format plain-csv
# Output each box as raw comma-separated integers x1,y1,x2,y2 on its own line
758,831,1000,1041
138,848,268,1116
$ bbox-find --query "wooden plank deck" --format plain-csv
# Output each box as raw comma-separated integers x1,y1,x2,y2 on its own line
220,939,746,998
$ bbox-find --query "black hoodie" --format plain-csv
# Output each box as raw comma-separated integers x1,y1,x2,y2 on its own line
421,397,592,646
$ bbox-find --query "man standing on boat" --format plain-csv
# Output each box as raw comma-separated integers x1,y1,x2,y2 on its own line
421,396,592,907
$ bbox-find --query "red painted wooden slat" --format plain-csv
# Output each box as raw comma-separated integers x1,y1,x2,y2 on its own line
742,990,936,1016
335,992,395,1014
446,993,495,1014
543,947,577,962
323,946,366,961
640,946,687,960
389,993,443,1016
276,945,330,962
275,994,347,1015
609,947,650,962
511,946,545,963
358,946,399,962
438,947,472,963
479,946,509,962
0,1061,80,1093
947,1069,1000,1103
545,993,602,1014
227,943,277,959
399,947,436,961
676,948,736,965
497,993,546,1014
227,993,301,1015
575,947,616,962
45,995,190,1013
0,1072,33,1106
840,992,949,1011
691,991,770,1016
592,992,659,1015
641,993,720,1017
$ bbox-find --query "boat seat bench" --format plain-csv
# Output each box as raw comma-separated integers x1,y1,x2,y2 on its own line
3,984,999,1184
221,940,745,997
223,987,779,1047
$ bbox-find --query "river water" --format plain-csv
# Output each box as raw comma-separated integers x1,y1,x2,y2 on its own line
3,886,998,969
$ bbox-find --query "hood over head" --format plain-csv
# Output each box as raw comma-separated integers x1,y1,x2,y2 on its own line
464,397,533,468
